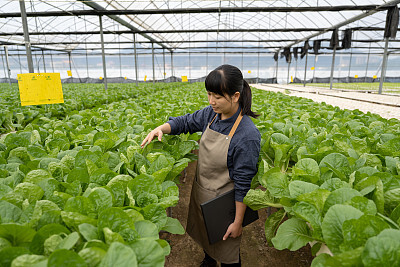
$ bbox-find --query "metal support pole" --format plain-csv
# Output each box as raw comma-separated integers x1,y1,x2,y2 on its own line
295,59,298,82
151,42,155,84
118,36,122,78
365,43,371,81
206,33,209,75
379,37,389,94
19,0,34,73
347,50,353,82
303,53,308,87
50,53,55,73
68,52,72,73
99,15,107,91
329,45,337,90
35,53,39,73
163,48,166,80
287,60,291,84
4,46,12,87
85,49,89,78
133,33,138,86
41,49,46,73
257,50,260,84
1,50,7,81
17,50,22,74
312,55,317,83
170,52,174,78
206,49,208,75
241,52,244,73
223,51,226,64
84,15,89,79
189,46,191,80
275,56,279,84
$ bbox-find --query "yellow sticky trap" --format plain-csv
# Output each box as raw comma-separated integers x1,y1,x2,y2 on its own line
291,76,293,83
99,77,103,80
373,75,377,79
311,67,315,70
144,75,147,81
18,73,64,106
124,77,127,80
67,70,72,76
355,75,358,78
163,72,166,76
181,76,188,82
248,70,251,74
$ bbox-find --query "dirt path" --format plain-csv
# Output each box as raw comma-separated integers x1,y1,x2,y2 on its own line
163,153,314,267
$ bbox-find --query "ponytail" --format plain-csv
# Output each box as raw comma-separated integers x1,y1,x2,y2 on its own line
239,80,259,118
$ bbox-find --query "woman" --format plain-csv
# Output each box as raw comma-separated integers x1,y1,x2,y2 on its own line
141,64,261,267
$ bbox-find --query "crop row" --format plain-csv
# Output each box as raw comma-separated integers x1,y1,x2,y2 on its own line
0,83,207,266
244,89,400,266
0,83,167,134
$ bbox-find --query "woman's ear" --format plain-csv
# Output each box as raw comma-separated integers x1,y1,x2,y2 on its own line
232,92,240,103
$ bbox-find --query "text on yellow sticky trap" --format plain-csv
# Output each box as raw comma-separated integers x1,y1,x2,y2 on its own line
17,73,64,106
181,76,188,82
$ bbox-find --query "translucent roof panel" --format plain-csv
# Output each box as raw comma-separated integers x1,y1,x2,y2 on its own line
0,0,398,54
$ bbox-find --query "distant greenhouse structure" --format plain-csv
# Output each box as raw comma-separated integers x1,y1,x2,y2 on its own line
0,0,399,94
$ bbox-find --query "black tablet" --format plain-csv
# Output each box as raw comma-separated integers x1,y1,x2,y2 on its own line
200,189,259,245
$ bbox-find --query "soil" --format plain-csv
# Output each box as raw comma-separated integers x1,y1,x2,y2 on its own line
162,151,314,267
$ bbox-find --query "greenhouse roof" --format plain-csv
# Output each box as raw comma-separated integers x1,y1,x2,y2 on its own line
0,0,399,55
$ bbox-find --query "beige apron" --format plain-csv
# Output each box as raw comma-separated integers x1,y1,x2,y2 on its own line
187,112,243,264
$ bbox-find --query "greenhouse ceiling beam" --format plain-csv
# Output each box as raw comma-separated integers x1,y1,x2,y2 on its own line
76,0,172,52
3,27,398,36
0,5,391,18
283,0,400,50
19,51,394,56
12,46,398,52
0,27,400,37
9,39,400,46
0,40,69,53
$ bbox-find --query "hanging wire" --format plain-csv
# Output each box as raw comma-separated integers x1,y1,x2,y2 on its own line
72,3,77,76
71,7,82,83
118,24,122,77
84,14,89,79
31,0,40,73
17,49,23,73
50,53,55,73
188,13,191,79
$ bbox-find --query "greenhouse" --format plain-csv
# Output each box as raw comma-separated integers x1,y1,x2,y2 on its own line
0,1,400,266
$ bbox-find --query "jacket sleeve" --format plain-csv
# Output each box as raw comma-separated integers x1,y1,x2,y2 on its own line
231,139,261,202
167,106,213,135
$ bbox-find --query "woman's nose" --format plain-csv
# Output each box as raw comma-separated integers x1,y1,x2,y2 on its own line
209,96,215,105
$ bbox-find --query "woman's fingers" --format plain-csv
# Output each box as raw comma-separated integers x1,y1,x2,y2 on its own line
141,129,163,148
141,132,154,147
157,131,163,141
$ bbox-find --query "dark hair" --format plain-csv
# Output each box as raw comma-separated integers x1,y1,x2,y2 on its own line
205,64,259,118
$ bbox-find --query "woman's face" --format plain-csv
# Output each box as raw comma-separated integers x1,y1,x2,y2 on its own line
207,91,239,115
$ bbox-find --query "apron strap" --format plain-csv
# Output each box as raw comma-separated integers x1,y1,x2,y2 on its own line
209,114,218,126
228,113,243,138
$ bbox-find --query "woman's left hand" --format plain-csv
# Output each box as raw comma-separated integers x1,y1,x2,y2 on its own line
223,221,243,240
